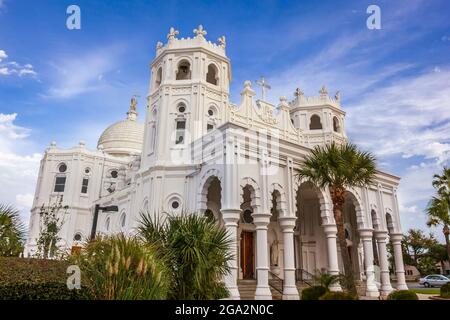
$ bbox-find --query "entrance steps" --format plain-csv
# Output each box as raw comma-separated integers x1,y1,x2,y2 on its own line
238,279,308,300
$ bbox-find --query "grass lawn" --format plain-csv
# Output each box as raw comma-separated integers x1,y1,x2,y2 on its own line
410,288,441,295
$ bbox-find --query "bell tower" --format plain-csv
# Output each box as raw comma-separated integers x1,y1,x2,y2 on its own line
141,25,232,169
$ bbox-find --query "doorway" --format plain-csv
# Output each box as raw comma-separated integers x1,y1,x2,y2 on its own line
240,231,254,279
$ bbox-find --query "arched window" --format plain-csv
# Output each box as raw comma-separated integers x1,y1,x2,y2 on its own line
81,177,89,194
206,64,218,85
309,114,323,130
155,67,162,87
333,116,340,133
105,217,111,232
54,163,67,192
176,60,191,80
119,212,126,229
150,109,157,152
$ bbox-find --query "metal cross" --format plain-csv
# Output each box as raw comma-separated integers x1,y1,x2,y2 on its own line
255,76,271,101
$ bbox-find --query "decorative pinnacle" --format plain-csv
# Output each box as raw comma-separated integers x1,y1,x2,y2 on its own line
156,41,163,50
319,85,328,96
167,27,179,40
193,25,207,38
294,87,304,98
217,36,226,47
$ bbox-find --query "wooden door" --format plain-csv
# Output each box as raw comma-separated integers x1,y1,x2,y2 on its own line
241,231,254,279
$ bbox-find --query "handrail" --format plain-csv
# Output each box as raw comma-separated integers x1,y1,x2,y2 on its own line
295,268,317,287
268,270,284,294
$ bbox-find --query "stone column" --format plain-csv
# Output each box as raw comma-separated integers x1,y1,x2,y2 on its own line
279,216,299,300
374,231,394,295
390,233,408,290
222,209,241,299
359,229,380,297
323,224,342,292
252,212,272,300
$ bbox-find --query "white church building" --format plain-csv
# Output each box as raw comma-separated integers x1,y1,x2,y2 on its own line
25,26,409,299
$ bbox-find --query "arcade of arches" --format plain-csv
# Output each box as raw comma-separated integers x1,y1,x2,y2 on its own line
200,176,407,300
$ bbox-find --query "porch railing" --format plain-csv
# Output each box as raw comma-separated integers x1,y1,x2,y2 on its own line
295,268,317,287
268,270,284,294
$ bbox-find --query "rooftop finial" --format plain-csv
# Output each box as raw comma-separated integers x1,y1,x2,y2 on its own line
193,25,207,38
335,90,340,102
319,85,328,96
294,87,304,98
167,27,179,41
127,95,139,121
218,36,226,47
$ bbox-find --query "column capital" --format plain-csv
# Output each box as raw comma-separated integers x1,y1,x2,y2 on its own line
222,209,241,224
358,228,374,239
322,224,338,236
374,230,389,240
389,232,403,242
278,216,296,230
252,212,271,227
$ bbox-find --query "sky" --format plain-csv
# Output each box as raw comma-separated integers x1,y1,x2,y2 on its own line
0,0,449,241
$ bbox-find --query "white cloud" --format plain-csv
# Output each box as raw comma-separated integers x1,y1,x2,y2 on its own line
0,113,41,231
0,49,7,61
0,49,37,78
45,46,122,99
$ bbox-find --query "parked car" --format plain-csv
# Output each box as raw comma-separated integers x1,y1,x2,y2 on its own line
419,274,450,287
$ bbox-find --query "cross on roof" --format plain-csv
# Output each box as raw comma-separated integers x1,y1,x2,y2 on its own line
255,77,271,101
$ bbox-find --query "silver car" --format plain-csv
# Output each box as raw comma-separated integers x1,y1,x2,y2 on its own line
419,274,450,287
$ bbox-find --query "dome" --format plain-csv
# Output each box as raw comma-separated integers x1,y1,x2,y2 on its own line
97,98,144,157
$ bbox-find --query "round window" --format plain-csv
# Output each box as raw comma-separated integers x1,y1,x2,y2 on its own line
59,163,67,173
243,210,254,224
178,105,186,113
85,168,90,174
171,201,179,209
110,170,118,178
73,233,82,241
208,109,214,116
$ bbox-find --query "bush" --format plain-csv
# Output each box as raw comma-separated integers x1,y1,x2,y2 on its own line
440,283,450,298
319,291,358,300
301,286,328,300
138,213,232,300
387,290,419,300
0,257,92,300
0,282,92,300
73,234,171,300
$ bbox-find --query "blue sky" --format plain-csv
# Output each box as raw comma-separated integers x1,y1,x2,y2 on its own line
1,0,450,241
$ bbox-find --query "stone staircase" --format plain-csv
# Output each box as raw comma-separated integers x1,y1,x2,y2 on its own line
238,279,309,300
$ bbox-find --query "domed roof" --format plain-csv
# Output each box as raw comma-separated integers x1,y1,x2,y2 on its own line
97,98,144,157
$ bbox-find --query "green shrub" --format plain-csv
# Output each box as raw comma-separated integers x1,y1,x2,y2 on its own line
0,257,92,300
138,213,232,300
73,234,170,300
301,286,328,300
319,291,358,300
440,283,450,298
0,282,92,300
387,290,419,300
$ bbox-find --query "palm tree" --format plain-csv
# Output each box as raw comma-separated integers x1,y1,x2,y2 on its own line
138,212,233,300
426,195,450,263
0,204,26,257
296,142,376,295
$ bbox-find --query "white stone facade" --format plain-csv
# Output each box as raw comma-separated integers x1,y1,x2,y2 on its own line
25,26,408,299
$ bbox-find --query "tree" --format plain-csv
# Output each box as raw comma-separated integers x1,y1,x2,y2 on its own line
36,196,68,259
0,204,26,257
426,167,450,263
138,212,232,300
296,142,376,295
428,243,448,273
402,229,438,275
